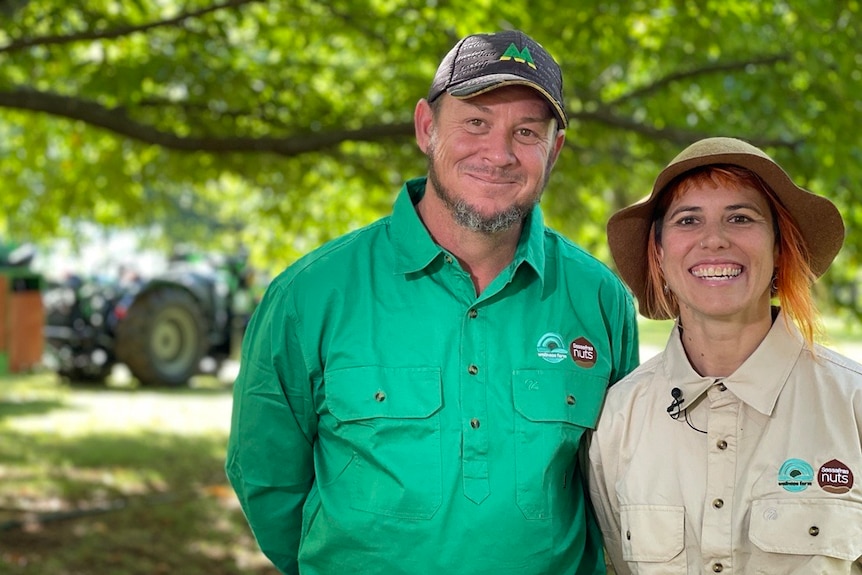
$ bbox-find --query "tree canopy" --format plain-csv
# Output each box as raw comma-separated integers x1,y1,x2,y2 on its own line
1,0,860,308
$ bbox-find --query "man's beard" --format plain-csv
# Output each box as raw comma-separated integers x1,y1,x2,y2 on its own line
426,143,550,235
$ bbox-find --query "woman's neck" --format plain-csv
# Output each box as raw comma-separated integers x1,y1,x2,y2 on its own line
677,309,775,378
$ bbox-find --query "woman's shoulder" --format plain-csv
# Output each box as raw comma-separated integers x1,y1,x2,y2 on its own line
810,344,862,384
606,353,665,404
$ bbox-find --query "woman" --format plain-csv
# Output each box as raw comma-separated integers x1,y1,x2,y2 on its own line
589,137,862,574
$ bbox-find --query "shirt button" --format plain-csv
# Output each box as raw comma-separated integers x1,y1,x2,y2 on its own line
468,364,479,375
718,383,727,392
566,394,576,405
468,309,478,319
625,530,631,540
712,563,723,573
809,526,820,536
374,391,386,402
470,418,480,429
717,439,728,450
444,255,453,264
712,498,724,509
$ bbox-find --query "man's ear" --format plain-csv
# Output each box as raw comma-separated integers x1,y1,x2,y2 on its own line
547,128,566,170
415,99,434,155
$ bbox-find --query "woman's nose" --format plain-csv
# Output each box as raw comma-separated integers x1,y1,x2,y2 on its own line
699,222,731,249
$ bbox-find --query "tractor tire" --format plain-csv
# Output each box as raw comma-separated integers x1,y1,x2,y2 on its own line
115,286,208,387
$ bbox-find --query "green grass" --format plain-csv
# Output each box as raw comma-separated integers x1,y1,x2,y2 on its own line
0,371,278,575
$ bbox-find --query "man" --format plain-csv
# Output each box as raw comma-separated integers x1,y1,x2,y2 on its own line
226,30,639,574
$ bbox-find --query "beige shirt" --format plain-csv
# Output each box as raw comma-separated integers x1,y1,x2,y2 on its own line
588,312,862,574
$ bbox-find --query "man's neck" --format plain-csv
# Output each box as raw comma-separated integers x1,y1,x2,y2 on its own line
416,191,523,295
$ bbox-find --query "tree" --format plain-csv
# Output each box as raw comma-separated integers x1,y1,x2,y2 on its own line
1,0,860,311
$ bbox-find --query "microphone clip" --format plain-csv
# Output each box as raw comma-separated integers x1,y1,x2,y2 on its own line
666,387,685,420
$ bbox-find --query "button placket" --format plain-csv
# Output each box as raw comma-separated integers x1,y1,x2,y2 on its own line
460,300,488,505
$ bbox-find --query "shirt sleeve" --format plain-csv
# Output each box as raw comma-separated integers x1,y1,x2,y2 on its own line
225,281,317,575
608,280,640,385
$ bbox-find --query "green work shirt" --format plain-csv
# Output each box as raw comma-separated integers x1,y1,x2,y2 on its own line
226,177,640,575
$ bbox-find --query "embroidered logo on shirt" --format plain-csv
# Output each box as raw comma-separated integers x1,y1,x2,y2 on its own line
777,458,814,492
818,459,854,494
536,332,568,363
570,337,596,368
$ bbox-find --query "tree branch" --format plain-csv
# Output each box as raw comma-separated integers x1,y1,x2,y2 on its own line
610,54,790,105
0,0,264,54
573,106,800,150
0,86,799,156
0,88,414,155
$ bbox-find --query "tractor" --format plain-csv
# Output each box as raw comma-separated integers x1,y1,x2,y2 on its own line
43,250,257,386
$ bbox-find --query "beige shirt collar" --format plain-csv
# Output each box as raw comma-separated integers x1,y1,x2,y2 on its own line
662,310,805,416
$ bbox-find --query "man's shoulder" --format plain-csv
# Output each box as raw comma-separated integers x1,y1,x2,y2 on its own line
542,227,626,284
271,217,392,288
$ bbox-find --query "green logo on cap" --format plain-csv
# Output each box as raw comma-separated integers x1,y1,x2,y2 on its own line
500,43,537,69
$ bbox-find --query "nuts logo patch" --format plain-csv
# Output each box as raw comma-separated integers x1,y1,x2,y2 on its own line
570,337,596,368
818,459,854,494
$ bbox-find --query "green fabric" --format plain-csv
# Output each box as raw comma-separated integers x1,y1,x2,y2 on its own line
226,177,639,575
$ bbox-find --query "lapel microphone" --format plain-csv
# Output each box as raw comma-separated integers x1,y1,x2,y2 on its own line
666,387,685,419
666,386,707,434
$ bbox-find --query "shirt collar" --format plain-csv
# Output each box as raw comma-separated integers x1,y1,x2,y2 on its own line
390,176,547,283
662,309,804,415
391,177,444,274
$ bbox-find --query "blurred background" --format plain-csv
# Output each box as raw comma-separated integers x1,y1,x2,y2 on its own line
1,1,862,573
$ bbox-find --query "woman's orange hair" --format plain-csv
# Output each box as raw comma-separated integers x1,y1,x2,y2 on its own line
644,165,820,346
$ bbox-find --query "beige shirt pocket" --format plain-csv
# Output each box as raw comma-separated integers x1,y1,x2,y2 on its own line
749,498,862,561
620,504,687,572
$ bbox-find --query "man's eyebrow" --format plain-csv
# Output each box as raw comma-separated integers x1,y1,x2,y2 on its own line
464,100,553,124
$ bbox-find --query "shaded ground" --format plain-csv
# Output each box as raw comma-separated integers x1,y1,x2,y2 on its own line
0,371,279,575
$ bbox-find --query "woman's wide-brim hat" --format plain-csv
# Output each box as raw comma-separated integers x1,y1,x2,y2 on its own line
607,137,845,319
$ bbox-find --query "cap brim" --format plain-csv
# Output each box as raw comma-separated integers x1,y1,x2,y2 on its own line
449,75,568,129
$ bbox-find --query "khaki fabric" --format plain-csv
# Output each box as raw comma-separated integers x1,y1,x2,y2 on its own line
589,312,862,574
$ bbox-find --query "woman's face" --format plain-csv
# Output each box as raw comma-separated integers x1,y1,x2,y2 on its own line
659,179,778,325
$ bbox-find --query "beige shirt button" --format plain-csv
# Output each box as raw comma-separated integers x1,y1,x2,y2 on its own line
718,383,727,392
717,439,728,450
809,526,820,536
625,529,631,540
470,418,480,429
468,364,479,375
712,498,724,509
712,563,723,573
374,391,386,402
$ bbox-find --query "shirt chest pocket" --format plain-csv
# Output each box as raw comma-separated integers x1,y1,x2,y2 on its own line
749,498,862,561
511,369,607,520
324,366,443,520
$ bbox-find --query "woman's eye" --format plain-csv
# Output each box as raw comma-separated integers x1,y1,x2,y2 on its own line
729,214,752,223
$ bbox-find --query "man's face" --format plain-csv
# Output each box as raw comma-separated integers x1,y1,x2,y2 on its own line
417,86,565,234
